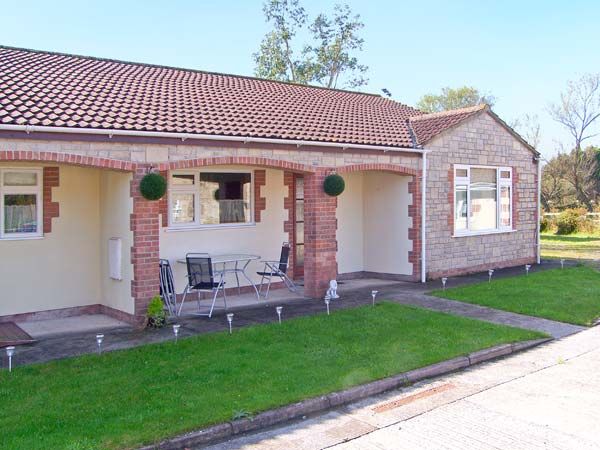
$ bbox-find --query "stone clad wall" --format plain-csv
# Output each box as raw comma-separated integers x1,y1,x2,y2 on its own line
0,137,422,171
425,112,538,278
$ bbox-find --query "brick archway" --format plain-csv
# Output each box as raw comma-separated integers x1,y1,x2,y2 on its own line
161,156,317,174
0,150,135,171
336,163,422,281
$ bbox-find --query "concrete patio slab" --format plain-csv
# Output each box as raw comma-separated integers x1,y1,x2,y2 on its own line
17,314,132,339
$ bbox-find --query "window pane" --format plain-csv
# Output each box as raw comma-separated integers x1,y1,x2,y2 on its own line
296,222,304,244
172,174,195,185
4,171,37,186
455,185,468,231
4,194,38,233
295,200,304,222
171,193,195,224
500,170,511,179
199,172,251,224
500,186,511,227
455,168,468,178
470,168,497,231
295,244,304,266
295,177,304,200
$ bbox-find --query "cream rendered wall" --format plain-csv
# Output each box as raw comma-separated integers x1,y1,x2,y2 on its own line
0,164,103,316
159,166,288,291
336,172,412,276
336,172,364,274
363,172,412,275
99,171,134,314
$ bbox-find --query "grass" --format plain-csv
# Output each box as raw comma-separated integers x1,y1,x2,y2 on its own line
432,266,600,326
0,302,544,450
541,232,600,260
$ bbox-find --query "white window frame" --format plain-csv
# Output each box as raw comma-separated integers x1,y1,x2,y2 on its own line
453,164,513,237
168,169,255,230
0,167,44,239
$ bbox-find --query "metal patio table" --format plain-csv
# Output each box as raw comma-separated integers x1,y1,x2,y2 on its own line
178,253,261,299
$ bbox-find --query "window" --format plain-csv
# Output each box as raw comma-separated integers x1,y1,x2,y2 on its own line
0,169,43,238
454,165,512,235
169,171,253,228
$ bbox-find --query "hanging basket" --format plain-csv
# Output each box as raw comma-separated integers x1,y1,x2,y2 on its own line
139,172,167,201
323,173,345,197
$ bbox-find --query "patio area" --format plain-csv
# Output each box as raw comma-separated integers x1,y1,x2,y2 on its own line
2,259,581,367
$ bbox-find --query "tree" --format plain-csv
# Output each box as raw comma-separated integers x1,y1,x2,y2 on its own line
253,1,368,89
512,113,541,149
548,74,600,210
416,86,495,113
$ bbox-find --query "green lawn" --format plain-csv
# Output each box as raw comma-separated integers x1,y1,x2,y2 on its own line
541,233,600,260
0,303,543,450
431,266,600,326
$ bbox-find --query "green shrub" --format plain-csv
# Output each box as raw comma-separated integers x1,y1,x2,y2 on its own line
323,173,345,196
139,172,167,200
146,296,166,328
556,209,581,235
540,216,549,233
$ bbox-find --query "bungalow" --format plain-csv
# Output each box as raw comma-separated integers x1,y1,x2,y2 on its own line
0,46,540,325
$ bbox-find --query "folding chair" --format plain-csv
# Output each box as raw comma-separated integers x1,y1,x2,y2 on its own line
178,253,226,318
159,259,177,316
257,242,297,298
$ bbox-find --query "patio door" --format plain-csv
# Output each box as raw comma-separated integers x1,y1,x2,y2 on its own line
294,175,304,279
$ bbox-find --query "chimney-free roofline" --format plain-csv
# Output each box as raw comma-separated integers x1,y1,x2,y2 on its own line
0,124,425,154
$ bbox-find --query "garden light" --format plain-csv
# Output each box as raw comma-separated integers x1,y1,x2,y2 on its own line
560,258,565,269
5,346,15,372
96,334,104,354
371,290,378,307
173,324,181,342
276,306,283,324
488,269,494,282
226,313,234,334
441,277,448,290
525,264,531,275
324,298,330,315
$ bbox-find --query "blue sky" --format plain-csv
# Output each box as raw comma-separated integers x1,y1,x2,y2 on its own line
1,0,599,157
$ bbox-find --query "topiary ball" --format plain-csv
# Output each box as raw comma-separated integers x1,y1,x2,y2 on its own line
139,172,167,201
323,173,345,196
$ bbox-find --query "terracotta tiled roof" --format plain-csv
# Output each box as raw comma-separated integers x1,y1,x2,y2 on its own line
409,104,488,145
0,46,427,148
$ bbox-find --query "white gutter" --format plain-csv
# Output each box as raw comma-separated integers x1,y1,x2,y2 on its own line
536,156,542,264
0,124,425,155
421,151,427,283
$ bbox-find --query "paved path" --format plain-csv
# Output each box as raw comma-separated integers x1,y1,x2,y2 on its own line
206,326,600,450
387,292,584,339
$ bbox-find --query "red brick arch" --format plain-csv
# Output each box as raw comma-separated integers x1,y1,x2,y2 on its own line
161,156,317,173
337,162,422,281
336,163,418,176
0,150,135,171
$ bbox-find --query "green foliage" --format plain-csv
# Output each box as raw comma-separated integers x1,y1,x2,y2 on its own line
540,216,550,233
556,209,582,235
416,86,495,113
0,302,542,449
254,1,368,88
432,266,600,326
323,173,345,196
139,172,167,201
146,296,166,328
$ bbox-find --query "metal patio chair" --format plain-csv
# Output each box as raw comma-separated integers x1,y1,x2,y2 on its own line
257,242,297,298
178,253,226,318
159,259,177,316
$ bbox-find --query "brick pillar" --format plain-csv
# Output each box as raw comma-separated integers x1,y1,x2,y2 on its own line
303,169,337,298
130,166,161,324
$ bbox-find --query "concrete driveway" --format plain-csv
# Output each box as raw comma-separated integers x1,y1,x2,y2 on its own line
207,326,600,450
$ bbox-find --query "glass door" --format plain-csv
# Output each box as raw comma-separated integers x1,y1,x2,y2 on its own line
294,176,304,279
